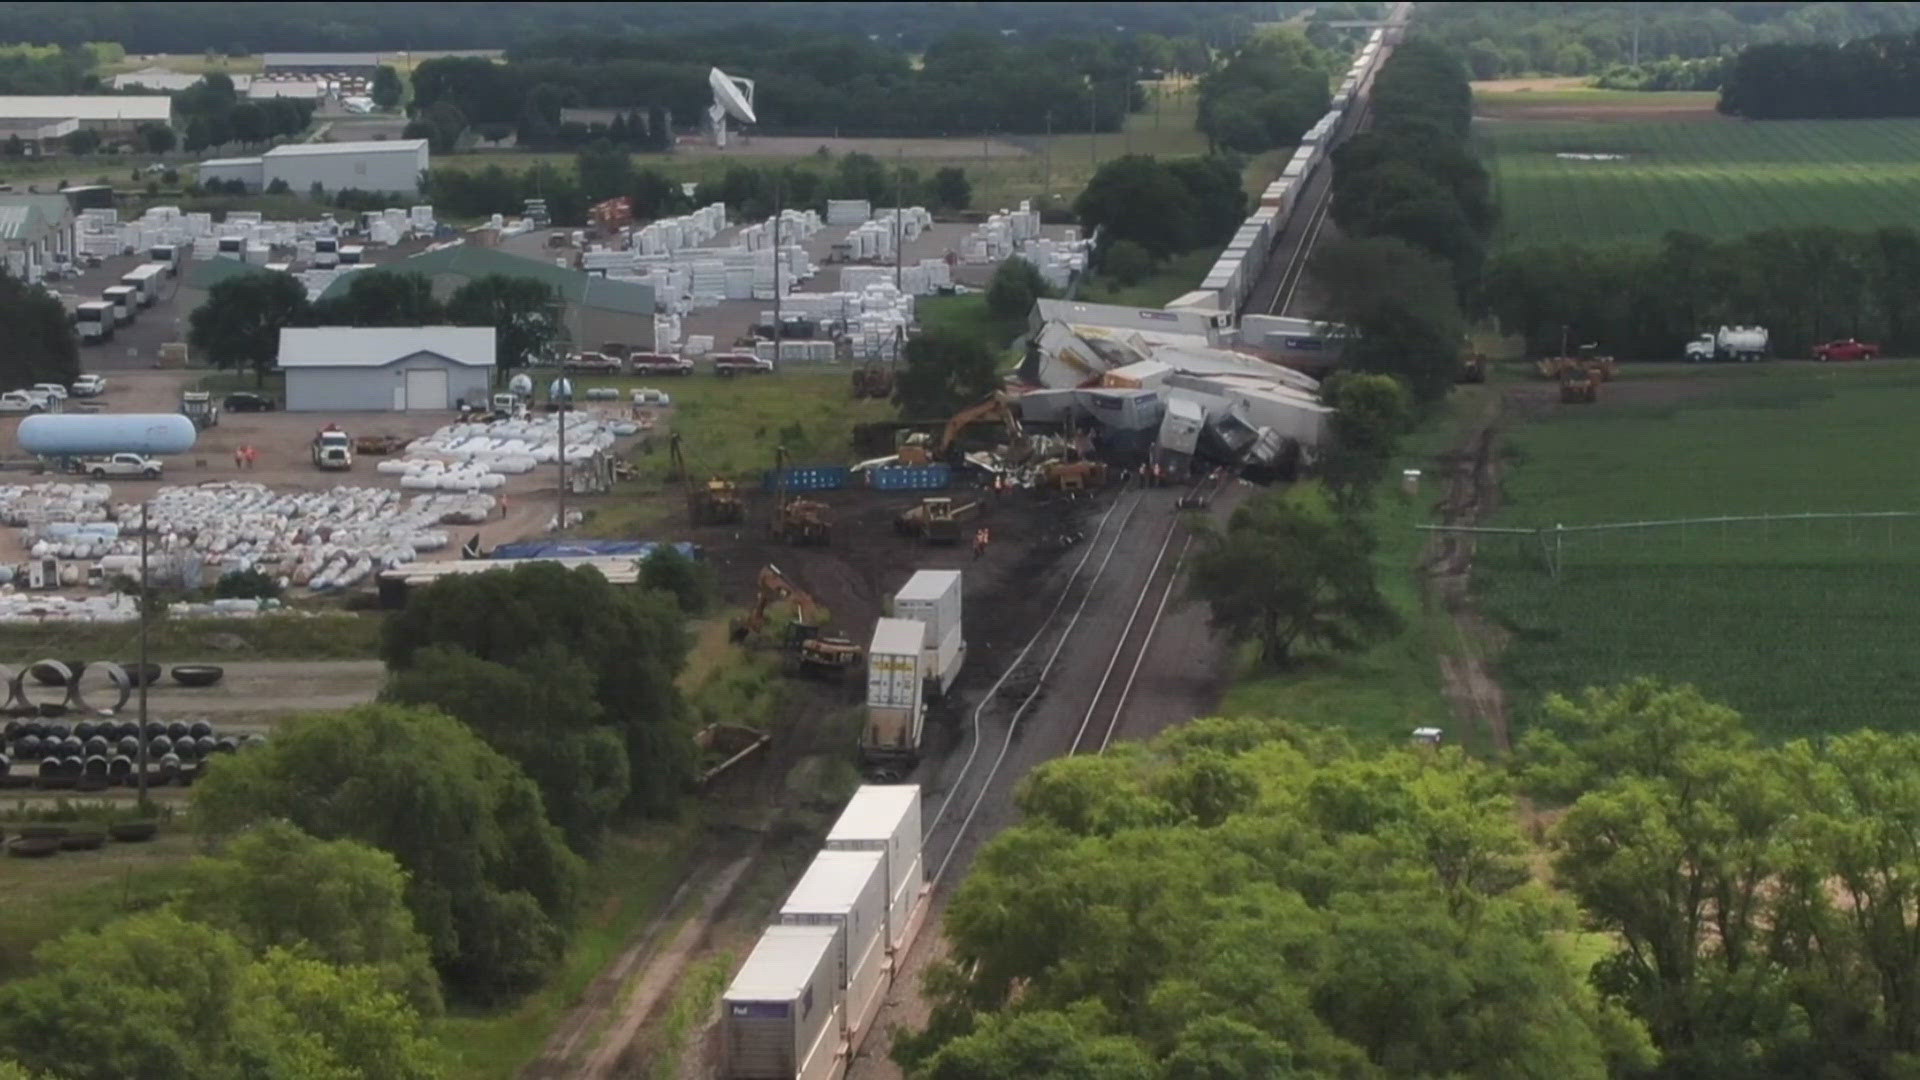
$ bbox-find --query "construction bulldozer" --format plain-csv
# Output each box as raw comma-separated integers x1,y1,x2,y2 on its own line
896,496,977,543
729,564,865,680
1559,368,1599,404
773,497,832,545
670,434,743,526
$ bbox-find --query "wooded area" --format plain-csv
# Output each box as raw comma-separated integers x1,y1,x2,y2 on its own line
1719,32,1920,119
0,2,1274,54
1417,1,1920,80
1484,227,1920,360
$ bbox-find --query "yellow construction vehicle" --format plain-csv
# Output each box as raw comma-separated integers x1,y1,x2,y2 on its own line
729,564,865,678
897,392,1025,466
1041,458,1109,491
670,433,743,526
895,496,979,543
769,446,830,545
1559,369,1599,404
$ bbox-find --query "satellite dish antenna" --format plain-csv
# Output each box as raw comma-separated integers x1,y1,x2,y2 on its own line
508,373,533,396
548,377,573,402
708,67,756,149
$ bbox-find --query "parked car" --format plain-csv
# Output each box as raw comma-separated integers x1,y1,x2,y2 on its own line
222,392,277,413
0,391,45,414
563,352,621,372
712,353,774,377
628,353,695,377
80,453,162,479
1814,338,1881,362
30,382,67,401
18,389,54,409
70,374,106,397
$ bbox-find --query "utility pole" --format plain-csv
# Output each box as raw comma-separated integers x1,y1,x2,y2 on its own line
1089,81,1098,174
1043,110,1053,200
555,377,568,532
135,501,149,811
772,179,783,369
894,149,904,294
1632,13,1642,67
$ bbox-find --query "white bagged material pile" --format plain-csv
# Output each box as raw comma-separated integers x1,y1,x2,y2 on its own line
404,412,624,476
166,597,289,619
961,200,1048,264
631,204,728,256
0,482,113,529
0,593,139,624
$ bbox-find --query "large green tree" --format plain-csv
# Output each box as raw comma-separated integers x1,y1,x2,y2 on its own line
1186,493,1399,667
0,271,79,388
897,724,1656,1078
1310,236,1466,404
384,644,631,852
193,705,583,1002
1197,29,1330,152
187,270,312,386
0,913,441,1080
381,562,693,817
371,64,403,109
1316,371,1412,516
445,274,562,383
1073,154,1198,260
310,268,444,327
985,258,1053,325
173,820,442,1016
895,328,1002,420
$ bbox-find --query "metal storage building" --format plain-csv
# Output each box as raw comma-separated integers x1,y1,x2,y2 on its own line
277,326,494,412
721,924,845,1080
262,139,430,196
0,96,171,134
824,785,924,954
197,156,266,191
0,194,76,285
263,52,382,75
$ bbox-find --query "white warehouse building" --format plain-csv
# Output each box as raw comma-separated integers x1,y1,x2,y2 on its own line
195,139,429,197
278,326,495,412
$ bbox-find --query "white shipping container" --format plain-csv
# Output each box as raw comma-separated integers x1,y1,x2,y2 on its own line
825,785,924,952
892,570,962,652
778,850,890,1043
1159,396,1206,458
722,924,846,1080
928,622,964,696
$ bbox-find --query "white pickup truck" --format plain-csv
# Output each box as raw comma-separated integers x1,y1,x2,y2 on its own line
0,391,47,414
70,374,106,397
80,453,162,479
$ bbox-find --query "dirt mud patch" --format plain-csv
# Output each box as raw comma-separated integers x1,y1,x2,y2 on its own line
1421,395,1515,752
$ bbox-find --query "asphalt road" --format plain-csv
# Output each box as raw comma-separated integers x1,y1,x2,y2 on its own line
849,482,1239,1078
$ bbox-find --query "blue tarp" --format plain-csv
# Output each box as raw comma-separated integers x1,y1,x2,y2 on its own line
761,466,851,492
489,540,701,561
868,464,951,491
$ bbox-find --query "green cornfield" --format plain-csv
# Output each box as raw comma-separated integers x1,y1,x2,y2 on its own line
1480,117,1920,248
1475,364,1920,741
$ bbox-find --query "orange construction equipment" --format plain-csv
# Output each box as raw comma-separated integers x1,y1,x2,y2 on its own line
1559,369,1599,404
728,564,865,678
896,497,978,543
897,392,1025,465
1041,458,1109,491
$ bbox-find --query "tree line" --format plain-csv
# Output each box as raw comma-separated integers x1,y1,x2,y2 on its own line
1074,154,1245,264
1719,31,1920,119
1418,1,1920,81
1197,28,1331,153
894,671,1920,1079
188,269,562,386
1484,226,1920,361
410,29,1144,146
176,73,317,153
1309,40,1491,407
0,2,1269,55
0,556,720,1079
427,146,973,227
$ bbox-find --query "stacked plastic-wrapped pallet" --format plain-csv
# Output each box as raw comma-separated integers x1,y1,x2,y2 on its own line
826,199,872,225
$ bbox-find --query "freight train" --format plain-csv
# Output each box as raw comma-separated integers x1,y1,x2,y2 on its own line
1167,20,1398,318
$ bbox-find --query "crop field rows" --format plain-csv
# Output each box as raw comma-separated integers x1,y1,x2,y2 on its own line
1477,367,1920,740
1480,117,1920,248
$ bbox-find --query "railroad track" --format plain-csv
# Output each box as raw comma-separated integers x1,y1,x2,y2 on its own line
921,484,1152,885
1065,516,1194,757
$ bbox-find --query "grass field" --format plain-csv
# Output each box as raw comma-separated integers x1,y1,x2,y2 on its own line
1477,364,1920,740
438,90,1213,214
1220,388,1484,750
1480,116,1920,248
0,613,383,661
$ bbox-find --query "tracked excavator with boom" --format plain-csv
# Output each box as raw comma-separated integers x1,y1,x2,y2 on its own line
728,563,865,679
770,445,831,545
896,392,1026,466
670,432,743,525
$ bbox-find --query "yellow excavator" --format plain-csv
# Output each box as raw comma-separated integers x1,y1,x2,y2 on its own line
897,392,1026,466
670,433,743,526
729,564,865,678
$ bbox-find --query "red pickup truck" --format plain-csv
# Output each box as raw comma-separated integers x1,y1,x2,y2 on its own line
711,353,774,377
1814,338,1880,362
628,353,695,376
